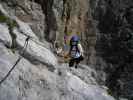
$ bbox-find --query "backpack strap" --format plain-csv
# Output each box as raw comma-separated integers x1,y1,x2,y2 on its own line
70,40,80,58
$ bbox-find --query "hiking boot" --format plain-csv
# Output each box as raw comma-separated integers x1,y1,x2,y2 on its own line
75,65,78,69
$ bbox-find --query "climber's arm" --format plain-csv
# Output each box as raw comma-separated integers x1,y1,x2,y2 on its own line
78,43,84,56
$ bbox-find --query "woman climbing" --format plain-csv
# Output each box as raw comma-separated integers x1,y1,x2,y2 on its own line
68,34,84,68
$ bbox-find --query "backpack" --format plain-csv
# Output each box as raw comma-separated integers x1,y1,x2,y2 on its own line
69,35,80,58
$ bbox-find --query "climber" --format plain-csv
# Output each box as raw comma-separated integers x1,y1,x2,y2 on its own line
68,34,84,68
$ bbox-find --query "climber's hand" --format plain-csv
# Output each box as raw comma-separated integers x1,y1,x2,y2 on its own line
64,53,69,58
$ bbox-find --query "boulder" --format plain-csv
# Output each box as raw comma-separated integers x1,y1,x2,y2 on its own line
14,28,57,68
0,24,12,47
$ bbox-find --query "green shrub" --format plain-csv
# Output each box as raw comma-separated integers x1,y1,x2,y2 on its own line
0,15,8,23
0,13,17,28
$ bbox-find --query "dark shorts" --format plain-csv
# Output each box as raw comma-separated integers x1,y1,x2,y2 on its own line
69,55,84,67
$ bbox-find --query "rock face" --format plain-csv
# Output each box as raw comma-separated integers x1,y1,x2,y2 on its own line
1,0,133,99
0,43,114,100
0,24,12,47
0,2,114,100
90,0,133,99
1,0,96,65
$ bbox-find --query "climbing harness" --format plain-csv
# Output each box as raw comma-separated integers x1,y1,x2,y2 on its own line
0,36,30,85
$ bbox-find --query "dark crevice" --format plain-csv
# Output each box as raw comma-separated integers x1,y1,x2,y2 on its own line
62,0,71,34
34,0,57,43
8,27,17,51
91,0,133,99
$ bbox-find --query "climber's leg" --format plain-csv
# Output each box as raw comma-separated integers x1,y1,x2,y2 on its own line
69,58,74,67
75,55,84,68
75,58,80,68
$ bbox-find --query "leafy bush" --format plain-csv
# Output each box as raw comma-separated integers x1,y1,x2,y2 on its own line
0,15,8,22
0,11,17,28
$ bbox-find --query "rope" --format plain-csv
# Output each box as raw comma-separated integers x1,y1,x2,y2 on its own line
20,32,48,49
0,36,30,85
0,32,50,85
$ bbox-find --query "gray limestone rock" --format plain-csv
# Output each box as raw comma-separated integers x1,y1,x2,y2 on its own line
0,24,12,47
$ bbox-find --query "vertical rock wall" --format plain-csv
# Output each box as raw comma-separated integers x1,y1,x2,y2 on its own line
90,0,133,99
